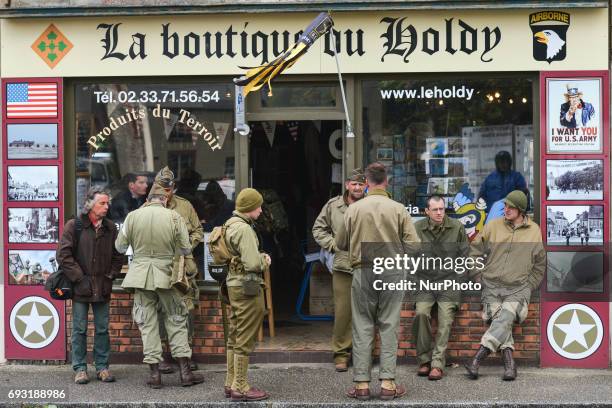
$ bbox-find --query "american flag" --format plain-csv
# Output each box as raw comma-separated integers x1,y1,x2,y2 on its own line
6,83,57,118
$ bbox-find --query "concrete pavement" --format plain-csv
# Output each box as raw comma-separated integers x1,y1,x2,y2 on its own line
0,362,610,407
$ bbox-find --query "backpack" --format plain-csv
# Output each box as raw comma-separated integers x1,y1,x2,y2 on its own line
45,218,82,300
207,217,245,282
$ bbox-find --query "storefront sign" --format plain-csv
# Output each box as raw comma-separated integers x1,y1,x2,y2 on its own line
1,9,607,77
546,77,602,153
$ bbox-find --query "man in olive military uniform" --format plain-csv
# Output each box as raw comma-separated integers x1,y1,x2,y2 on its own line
153,166,204,373
312,168,365,372
115,184,204,389
413,195,468,380
466,190,545,381
336,163,420,401
224,188,271,401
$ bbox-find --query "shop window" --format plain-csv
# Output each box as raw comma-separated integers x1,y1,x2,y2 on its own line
74,82,236,278
362,77,534,218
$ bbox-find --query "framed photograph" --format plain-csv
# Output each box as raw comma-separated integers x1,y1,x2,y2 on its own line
8,207,59,243
7,123,58,159
447,177,469,195
546,160,603,200
546,205,603,246
447,137,465,155
427,159,447,176
8,250,57,285
426,138,448,156
427,178,446,195
376,147,393,161
447,158,468,177
546,77,602,153
547,251,603,293
8,165,59,201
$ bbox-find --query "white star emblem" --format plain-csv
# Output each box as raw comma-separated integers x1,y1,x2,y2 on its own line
16,302,53,340
10,296,60,349
547,303,604,360
554,310,595,349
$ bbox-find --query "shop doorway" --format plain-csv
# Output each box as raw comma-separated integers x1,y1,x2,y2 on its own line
248,120,343,352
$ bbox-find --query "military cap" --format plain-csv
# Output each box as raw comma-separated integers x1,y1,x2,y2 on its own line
347,167,366,183
154,166,175,188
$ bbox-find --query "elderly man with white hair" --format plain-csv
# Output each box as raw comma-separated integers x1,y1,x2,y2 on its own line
57,187,124,384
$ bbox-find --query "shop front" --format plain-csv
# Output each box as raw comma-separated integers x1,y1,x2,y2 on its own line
1,4,609,367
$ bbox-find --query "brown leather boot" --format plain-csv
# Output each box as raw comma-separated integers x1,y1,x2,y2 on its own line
501,348,517,381
189,359,199,371
177,357,204,386
158,354,175,374
147,364,162,389
464,345,491,380
230,387,269,402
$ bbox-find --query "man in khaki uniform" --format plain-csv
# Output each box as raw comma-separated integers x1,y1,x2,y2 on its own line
312,168,365,372
115,184,204,389
153,167,204,372
413,195,467,380
466,190,545,381
336,163,420,401
223,188,271,401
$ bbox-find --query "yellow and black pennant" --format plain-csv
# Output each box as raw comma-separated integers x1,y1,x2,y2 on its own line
234,12,334,96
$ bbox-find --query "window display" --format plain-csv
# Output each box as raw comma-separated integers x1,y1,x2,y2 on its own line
362,77,534,215
75,82,236,278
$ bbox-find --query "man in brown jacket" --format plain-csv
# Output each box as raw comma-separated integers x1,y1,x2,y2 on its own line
57,187,124,384
465,190,545,381
336,162,420,400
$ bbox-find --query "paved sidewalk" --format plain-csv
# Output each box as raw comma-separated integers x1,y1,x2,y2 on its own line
0,362,610,407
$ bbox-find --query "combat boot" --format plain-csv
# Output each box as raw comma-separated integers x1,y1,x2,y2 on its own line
147,364,162,389
465,345,491,379
501,348,517,381
177,357,205,386
230,354,269,401
158,354,176,374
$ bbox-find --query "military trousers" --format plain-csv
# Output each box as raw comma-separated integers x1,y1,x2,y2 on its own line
132,288,191,365
480,284,531,352
332,270,352,364
351,267,404,383
227,285,265,356
412,290,460,369
158,277,198,345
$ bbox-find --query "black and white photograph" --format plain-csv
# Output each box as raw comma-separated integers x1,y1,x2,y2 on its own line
7,123,58,159
8,250,56,285
8,207,59,243
547,251,604,293
546,205,604,246
8,165,59,201
546,159,603,200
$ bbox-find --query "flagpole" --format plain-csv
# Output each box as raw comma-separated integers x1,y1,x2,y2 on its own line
329,29,355,138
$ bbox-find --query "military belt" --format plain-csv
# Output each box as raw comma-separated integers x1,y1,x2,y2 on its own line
133,253,174,260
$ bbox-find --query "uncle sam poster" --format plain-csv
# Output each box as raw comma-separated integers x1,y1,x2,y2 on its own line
547,77,602,153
